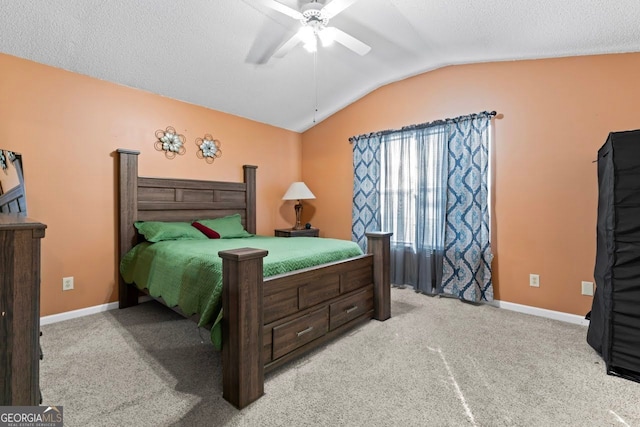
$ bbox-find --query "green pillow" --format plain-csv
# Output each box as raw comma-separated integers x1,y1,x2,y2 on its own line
195,214,253,238
134,221,208,242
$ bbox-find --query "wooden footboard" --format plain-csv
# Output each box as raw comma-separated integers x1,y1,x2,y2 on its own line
116,149,391,410
218,232,391,409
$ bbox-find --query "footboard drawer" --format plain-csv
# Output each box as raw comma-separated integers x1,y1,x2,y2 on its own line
272,307,328,360
329,287,374,331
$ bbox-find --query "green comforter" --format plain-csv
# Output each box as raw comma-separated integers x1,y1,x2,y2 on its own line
119,236,363,349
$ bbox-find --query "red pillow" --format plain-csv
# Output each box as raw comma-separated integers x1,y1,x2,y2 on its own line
191,222,221,239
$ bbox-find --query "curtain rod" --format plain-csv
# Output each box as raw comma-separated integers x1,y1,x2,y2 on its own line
348,110,497,143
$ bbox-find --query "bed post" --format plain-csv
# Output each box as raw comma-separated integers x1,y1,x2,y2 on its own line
366,232,392,321
117,149,141,308
219,247,268,409
243,165,257,234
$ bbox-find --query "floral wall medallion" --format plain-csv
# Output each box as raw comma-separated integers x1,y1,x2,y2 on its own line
154,126,186,159
195,134,222,164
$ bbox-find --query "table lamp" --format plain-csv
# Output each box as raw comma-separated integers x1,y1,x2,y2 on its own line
282,182,316,230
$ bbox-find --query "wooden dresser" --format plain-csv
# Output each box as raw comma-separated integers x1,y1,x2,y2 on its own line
0,214,46,405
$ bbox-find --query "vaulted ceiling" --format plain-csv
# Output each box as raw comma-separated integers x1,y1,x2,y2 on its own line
2,0,640,132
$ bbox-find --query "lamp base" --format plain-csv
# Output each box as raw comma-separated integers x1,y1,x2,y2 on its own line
293,200,303,230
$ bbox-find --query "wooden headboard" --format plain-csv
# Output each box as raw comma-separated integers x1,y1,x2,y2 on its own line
117,148,257,304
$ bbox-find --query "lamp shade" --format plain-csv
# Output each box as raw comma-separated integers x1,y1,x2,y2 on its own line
282,182,316,200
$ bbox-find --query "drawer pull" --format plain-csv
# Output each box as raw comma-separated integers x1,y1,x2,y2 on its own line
1,311,5,317
296,326,314,337
346,305,358,314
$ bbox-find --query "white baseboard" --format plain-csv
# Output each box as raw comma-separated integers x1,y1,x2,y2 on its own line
491,300,590,327
40,302,119,325
41,295,588,328
40,296,152,326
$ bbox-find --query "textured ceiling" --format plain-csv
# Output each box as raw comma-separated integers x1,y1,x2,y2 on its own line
2,0,640,132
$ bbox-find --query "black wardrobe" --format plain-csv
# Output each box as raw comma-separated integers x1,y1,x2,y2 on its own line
587,129,640,382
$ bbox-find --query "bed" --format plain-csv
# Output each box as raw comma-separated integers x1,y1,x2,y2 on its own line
116,149,391,409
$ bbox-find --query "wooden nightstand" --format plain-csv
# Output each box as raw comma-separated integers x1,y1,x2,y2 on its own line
274,228,319,237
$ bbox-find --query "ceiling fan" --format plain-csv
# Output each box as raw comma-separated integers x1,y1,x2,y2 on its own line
257,0,371,59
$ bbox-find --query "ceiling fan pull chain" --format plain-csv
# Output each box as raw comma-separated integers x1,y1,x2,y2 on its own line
313,50,318,124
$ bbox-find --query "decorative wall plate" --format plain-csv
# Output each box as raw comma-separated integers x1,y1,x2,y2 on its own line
195,134,222,164
154,126,186,159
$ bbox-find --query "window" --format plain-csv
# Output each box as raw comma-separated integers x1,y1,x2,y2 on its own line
379,128,446,251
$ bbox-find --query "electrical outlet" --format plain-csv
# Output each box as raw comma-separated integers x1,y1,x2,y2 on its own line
529,274,540,287
62,276,74,291
581,281,594,296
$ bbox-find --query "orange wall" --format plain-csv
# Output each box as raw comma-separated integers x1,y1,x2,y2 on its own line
0,54,302,316
302,52,640,316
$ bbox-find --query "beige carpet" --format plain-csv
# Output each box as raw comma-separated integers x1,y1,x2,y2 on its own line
40,288,640,426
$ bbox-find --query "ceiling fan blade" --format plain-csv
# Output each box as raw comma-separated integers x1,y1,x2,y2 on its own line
325,27,371,56
245,23,292,64
273,32,302,58
256,0,302,20
321,0,359,19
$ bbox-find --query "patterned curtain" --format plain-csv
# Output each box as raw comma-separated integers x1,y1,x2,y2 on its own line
441,115,494,302
351,135,382,251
